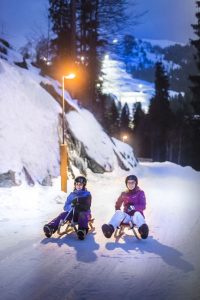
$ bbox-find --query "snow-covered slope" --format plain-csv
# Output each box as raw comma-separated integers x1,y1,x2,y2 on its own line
0,162,199,300
142,38,185,48
102,53,179,112
0,43,137,185
102,54,154,112
102,37,185,112
0,59,61,183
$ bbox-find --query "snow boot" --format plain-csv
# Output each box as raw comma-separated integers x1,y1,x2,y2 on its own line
138,223,149,239
43,224,54,238
102,224,114,238
77,229,86,240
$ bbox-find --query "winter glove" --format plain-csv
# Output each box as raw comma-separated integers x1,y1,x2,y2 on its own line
127,205,135,212
71,198,78,207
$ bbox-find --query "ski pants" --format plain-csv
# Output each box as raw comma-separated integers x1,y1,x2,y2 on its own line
48,209,91,232
108,210,146,229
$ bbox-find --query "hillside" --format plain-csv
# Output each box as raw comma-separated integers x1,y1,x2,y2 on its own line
105,37,195,94
0,39,137,186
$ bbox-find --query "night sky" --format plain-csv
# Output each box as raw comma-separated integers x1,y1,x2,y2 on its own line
0,0,196,49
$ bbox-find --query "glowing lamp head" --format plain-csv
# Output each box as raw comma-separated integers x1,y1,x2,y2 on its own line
64,73,76,80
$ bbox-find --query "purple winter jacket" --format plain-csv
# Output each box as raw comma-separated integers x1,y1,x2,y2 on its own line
115,186,146,216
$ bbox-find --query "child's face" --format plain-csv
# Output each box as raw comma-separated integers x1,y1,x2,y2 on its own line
127,180,136,190
75,182,84,190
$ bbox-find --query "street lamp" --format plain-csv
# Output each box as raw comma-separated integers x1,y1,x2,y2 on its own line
122,135,128,143
60,73,76,192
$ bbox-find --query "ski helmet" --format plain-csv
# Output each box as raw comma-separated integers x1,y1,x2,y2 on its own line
125,175,138,187
74,176,87,186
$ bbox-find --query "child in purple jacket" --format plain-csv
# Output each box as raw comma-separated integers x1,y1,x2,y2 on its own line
43,176,91,240
102,175,149,239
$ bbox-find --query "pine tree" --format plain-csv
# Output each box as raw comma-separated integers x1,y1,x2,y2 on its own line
98,0,141,43
81,0,100,109
132,102,148,157
49,0,76,73
109,100,120,137
132,102,145,132
120,103,130,138
102,95,120,136
98,0,128,39
148,62,173,162
190,0,200,114
169,93,193,165
189,0,200,170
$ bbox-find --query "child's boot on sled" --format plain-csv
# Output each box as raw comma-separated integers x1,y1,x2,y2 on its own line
138,223,149,239
77,228,87,240
102,224,114,238
43,224,54,238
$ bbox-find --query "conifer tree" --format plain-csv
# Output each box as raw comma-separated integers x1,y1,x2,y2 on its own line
190,0,200,114
148,62,173,161
109,100,120,137
189,0,200,170
79,0,100,109
120,103,130,138
49,0,76,75
132,102,148,157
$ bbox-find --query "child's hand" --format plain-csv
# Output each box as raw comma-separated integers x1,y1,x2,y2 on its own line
72,198,78,207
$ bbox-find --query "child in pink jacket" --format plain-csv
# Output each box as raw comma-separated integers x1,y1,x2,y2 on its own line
102,175,149,239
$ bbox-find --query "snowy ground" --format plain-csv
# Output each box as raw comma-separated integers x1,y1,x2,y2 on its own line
0,162,200,300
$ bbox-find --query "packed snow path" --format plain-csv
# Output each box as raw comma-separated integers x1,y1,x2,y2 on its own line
0,162,200,300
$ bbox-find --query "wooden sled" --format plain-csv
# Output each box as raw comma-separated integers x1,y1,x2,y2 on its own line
114,221,141,240
57,217,95,237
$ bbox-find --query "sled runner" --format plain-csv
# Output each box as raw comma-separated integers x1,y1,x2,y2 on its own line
114,220,141,240
57,217,95,237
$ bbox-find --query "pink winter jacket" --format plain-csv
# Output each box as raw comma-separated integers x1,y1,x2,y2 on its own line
115,186,146,216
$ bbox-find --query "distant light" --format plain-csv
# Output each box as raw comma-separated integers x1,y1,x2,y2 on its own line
96,83,101,88
42,56,52,65
138,84,143,89
122,135,128,142
99,76,104,82
113,39,118,44
80,56,85,62
104,54,109,60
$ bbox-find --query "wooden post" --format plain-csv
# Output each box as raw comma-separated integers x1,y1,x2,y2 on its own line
60,144,68,192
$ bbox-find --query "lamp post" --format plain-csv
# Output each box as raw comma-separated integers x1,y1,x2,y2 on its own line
60,73,76,192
